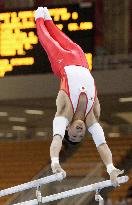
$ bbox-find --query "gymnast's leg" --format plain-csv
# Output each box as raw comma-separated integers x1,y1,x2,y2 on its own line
35,8,62,60
43,7,77,50
36,20,61,58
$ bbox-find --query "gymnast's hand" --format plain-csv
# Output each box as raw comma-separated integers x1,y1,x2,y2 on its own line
51,163,66,178
110,168,124,187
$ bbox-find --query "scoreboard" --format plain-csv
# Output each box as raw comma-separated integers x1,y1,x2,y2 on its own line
0,4,94,77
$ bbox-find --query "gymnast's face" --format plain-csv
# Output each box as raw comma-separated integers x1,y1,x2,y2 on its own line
67,120,86,142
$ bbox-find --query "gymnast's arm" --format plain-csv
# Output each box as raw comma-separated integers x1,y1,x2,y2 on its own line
93,97,101,121
86,110,124,187
50,91,70,177
50,135,63,165
50,129,67,178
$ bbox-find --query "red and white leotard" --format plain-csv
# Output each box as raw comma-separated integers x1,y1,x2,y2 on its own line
36,18,96,116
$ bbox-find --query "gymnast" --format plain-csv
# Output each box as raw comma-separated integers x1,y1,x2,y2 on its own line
35,7,124,187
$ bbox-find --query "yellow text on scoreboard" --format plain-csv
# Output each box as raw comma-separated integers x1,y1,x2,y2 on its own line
0,8,93,77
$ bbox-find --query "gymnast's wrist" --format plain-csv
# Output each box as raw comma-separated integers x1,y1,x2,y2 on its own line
107,163,116,175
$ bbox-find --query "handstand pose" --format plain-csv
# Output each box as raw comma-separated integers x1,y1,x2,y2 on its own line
35,7,123,186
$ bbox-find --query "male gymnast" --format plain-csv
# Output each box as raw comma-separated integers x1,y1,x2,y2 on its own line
35,7,124,187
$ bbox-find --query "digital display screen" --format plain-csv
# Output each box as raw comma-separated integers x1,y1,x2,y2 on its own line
0,4,94,77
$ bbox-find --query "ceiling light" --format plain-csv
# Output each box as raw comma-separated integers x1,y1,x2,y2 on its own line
119,97,132,102
108,132,120,138
36,131,47,137
116,112,132,124
8,117,27,122
0,112,8,117
6,133,14,138
25,109,44,115
0,133,4,137
12,126,27,131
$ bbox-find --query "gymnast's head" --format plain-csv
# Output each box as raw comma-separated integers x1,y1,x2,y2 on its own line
65,119,86,145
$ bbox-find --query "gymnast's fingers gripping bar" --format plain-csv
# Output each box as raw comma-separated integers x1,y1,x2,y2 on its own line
12,176,129,205
0,173,64,197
